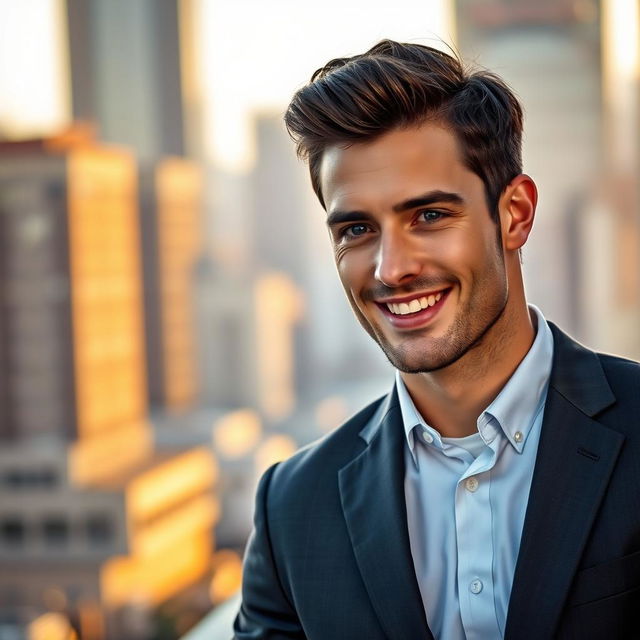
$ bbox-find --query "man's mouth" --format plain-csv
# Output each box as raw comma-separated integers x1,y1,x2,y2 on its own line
384,291,443,316
374,288,451,328
377,288,449,315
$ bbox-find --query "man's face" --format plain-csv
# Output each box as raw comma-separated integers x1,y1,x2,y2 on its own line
320,123,511,373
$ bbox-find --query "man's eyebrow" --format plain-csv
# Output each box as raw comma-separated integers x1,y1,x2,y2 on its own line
326,210,373,227
326,190,466,227
392,190,466,212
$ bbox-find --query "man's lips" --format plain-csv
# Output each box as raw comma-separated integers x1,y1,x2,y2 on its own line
374,288,451,328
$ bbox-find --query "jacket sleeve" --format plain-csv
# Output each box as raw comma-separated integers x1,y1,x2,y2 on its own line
232,463,305,639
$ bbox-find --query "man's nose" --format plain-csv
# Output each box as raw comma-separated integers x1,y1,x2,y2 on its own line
373,230,422,287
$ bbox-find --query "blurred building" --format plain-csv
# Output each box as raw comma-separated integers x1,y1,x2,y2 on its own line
0,443,218,640
0,139,219,639
455,0,640,358
576,0,640,358
139,157,204,411
66,0,185,161
456,0,603,330
0,6,300,638
0,141,150,475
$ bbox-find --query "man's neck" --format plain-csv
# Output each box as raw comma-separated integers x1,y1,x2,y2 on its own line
400,304,536,439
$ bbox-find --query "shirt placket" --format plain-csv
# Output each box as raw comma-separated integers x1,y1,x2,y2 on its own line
454,445,501,640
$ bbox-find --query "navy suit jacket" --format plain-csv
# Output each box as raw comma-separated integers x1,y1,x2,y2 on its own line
234,324,640,639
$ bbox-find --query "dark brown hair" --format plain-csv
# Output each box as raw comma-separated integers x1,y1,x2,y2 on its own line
284,39,524,222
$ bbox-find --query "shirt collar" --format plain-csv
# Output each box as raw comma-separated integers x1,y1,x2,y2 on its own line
482,304,553,452
397,305,554,466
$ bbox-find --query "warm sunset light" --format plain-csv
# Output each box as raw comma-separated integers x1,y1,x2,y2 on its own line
69,419,153,486
126,448,218,524
209,550,243,604
98,446,219,608
98,448,219,608
156,158,203,409
27,612,77,640
102,531,212,607
67,148,148,440
601,0,640,170
602,0,640,81
254,434,297,476
0,0,71,138
213,409,262,459
254,273,303,420
131,494,219,558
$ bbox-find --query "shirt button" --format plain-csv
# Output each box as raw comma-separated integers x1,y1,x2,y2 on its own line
422,430,434,444
514,431,523,443
465,476,479,492
470,579,483,594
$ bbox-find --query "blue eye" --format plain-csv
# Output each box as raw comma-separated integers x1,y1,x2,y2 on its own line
343,224,369,238
418,210,445,223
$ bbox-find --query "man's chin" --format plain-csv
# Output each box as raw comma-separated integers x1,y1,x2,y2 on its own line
388,358,452,375
377,342,449,374
374,329,478,373
365,323,465,372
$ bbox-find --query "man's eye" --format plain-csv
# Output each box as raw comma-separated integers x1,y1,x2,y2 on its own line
418,210,446,223
342,224,369,239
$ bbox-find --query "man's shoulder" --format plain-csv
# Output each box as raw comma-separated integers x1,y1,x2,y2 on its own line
596,350,640,397
264,393,388,500
279,393,387,474
597,350,640,376
550,322,640,388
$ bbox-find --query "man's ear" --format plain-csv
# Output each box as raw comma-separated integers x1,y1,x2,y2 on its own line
498,174,537,251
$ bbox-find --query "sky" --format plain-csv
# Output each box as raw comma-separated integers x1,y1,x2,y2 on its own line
197,0,455,171
0,0,69,138
0,0,454,169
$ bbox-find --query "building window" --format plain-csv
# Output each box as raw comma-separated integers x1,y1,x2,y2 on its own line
1,518,25,546
37,469,58,487
85,514,112,547
42,516,68,547
2,468,58,489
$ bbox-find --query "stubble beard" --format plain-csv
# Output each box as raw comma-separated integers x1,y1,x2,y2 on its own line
356,251,510,375
377,289,509,374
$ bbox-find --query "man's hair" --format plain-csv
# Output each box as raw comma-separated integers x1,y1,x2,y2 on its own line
284,39,524,222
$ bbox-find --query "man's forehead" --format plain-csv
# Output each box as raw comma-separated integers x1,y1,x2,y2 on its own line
319,124,468,211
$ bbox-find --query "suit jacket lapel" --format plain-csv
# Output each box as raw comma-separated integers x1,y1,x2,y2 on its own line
339,390,434,640
505,325,625,640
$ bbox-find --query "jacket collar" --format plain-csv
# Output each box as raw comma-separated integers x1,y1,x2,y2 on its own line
505,323,623,639
546,322,616,416
340,389,434,640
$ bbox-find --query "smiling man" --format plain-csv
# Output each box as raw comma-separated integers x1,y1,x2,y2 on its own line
233,40,640,640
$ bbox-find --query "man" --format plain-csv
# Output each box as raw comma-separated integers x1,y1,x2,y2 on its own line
233,40,640,640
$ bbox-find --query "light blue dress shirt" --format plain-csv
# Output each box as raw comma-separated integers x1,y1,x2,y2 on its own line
398,306,554,640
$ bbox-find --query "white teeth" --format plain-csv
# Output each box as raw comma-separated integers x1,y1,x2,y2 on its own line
385,291,445,315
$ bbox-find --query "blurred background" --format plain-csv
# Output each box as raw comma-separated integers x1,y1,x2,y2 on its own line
0,0,638,638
